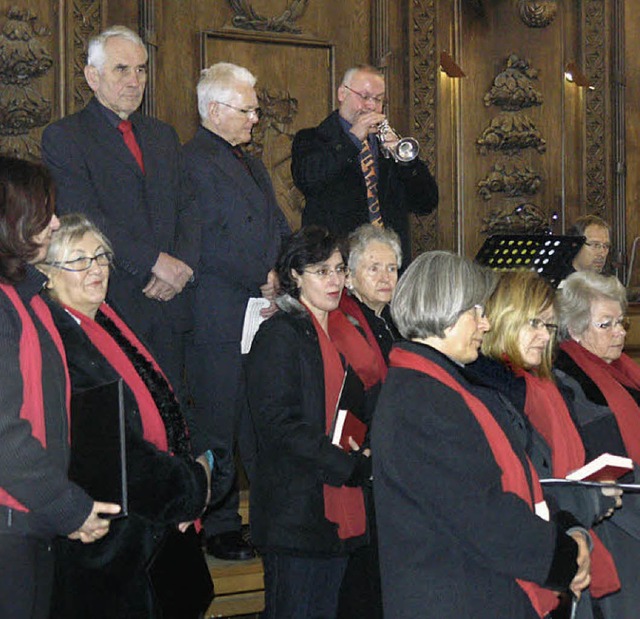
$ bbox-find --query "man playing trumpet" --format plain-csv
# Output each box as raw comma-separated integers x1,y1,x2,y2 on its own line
292,64,438,264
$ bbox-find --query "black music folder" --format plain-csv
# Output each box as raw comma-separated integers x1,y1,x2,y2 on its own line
68,379,128,518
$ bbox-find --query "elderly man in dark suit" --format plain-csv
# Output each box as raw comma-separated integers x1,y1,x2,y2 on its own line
183,62,290,560
292,64,438,263
41,25,198,399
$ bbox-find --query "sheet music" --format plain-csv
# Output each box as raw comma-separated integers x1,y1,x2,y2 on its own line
241,297,271,354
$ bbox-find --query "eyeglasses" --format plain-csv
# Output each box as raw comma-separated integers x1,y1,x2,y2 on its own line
343,85,386,106
215,100,261,119
584,241,611,252
365,264,398,276
593,316,630,331
303,265,348,279
466,304,486,321
528,318,558,334
45,251,114,272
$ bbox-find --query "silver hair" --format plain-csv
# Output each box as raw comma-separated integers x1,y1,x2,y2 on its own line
197,62,257,122
44,213,114,266
556,271,627,340
391,251,496,339
340,65,384,87
347,224,402,272
86,25,147,72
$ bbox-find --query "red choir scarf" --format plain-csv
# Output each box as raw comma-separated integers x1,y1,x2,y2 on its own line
339,292,388,379
390,347,559,618
63,302,169,452
306,305,384,540
0,284,71,512
508,362,619,598
560,340,640,465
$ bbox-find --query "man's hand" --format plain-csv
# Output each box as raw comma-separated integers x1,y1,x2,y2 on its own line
260,270,279,301
568,531,591,598
349,111,386,142
143,252,193,299
68,501,121,544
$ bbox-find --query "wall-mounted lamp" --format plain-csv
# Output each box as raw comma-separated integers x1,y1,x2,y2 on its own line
440,51,466,78
565,62,594,90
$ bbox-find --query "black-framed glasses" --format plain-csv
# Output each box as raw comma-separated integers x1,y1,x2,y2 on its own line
584,241,611,251
303,265,348,279
45,251,114,272
593,316,630,331
215,100,261,119
528,318,558,334
343,84,386,106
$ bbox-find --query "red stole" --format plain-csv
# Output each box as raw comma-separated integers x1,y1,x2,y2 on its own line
307,306,382,540
0,284,71,512
339,292,388,380
64,302,169,452
512,364,620,598
560,340,640,464
390,347,559,618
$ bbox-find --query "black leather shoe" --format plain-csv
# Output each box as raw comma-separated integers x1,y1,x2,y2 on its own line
206,530,255,561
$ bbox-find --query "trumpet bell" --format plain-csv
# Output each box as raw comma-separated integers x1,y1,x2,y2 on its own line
394,138,420,163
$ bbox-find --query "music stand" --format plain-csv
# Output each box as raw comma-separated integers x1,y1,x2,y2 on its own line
475,234,584,288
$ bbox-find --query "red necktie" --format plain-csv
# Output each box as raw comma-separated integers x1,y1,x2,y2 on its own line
360,140,382,227
117,120,145,173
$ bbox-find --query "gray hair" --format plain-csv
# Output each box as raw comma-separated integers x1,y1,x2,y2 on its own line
44,213,113,267
86,25,147,72
347,224,402,272
391,251,496,339
197,62,257,122
556,270,627,340
341,65,384,87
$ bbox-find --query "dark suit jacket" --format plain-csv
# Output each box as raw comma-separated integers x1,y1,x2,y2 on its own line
41,97,200,335
291,110,438,262
182,126,290,343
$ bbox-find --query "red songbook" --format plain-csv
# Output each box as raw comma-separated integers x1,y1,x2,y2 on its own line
566,453,633,482
330,409,367,453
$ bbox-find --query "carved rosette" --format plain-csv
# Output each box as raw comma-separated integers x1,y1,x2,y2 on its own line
477,160,542,201
517,0,558,29
484,54,543,110
410,0,438,255
0,7,53,159
477,113,546,155
227,0,308,33
482,203,550,236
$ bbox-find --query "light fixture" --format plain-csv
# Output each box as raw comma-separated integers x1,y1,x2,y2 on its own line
565,62,594,90
440,51,466,78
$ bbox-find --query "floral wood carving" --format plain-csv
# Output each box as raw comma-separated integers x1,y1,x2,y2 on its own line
517,0,558,29
477,160,542,201
0,7,52,159
484,54,543,110
72,0,103,110
482,203,551,236
476,113,546,155
228,0,309,34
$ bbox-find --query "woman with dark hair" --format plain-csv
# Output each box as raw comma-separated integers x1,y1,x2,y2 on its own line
373,252,590,619
38,213,214,619
0,156,119,619
246,225,383,618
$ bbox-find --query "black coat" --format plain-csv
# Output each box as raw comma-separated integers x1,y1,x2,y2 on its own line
245,297,361,556
372,341,580,619
292,110,438,262
46,301,208,619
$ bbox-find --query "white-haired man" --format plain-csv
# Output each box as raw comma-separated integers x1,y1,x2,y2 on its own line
183,62,290,560
41,25,198,399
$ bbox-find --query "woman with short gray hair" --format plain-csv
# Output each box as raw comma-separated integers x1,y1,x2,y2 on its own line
555,270,640,618
372,251,591,619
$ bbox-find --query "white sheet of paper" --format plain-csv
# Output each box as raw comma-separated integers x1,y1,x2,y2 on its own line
241,297,271,354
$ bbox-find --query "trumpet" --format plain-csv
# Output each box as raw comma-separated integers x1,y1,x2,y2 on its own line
376,120,420,163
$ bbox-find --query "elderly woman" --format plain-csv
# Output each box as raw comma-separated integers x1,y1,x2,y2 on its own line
246,226,383,619
555,270,640,618
39,214,213,619
0,158,118,619
372,251,590,619
341,224,402,370
467,270,621,617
